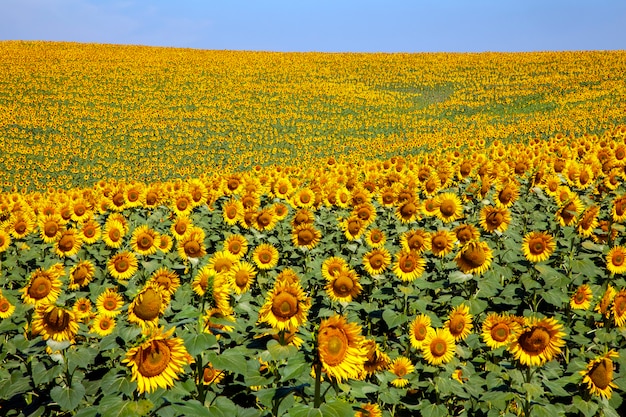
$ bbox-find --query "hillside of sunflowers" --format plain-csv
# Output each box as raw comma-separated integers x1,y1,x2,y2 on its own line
1,41,626,417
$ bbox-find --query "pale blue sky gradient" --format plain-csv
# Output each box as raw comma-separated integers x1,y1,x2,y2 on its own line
1,0,624,52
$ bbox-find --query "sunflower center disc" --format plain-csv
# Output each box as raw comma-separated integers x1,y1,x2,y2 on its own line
463,246,486,267
44,307,70,332
449,316,466,336
322,331,348,366
589,359,612,390
519,327,550,354
530,239,546,255
138,340,172,377
133,288,162,321
185,241,200,257
29,276,52,299
139,235,153,250
116,259,129,272
440,201,455,216
370,254,384,269
298,230,313,245
235,271,249,287
272,292,297,319
58,235,74,251
414,324,427,340
492,323,510,342
333,276,354,297
44,221,58,237
431,339,447,357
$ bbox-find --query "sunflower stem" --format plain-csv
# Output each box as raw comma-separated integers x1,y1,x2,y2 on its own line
313,360,322,408
196,354,206,403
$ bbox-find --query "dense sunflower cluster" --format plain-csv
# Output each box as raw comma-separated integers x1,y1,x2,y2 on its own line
1,42,626,193
1,125,626,415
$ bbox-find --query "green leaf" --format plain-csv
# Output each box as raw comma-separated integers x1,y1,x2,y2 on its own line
542,379,570,397
419,401,448,417
280,354,310,381
207,347,252,376
449,270,472,284
541,289,568,307
0,370,33,399
170,401,214,417
288,404,323,417
572,395,599,417
183,332,217,356
319,399,354,417
382,309,407,329
522,382,544,399
50,382,86,411
265,339,299,361
530,403,565,417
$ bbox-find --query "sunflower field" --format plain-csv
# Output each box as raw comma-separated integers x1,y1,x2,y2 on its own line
1,41,626,417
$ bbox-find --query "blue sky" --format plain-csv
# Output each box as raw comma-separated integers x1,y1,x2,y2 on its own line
1,0,624,52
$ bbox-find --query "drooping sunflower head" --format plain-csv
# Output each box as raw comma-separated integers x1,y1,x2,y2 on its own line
291,208,315,228
361,339,390,377
122,326,192,394
203,307,236,336
555,196,584,227
595,285,616,318
355,403,383,417
317,314,367,383
580,350,619,399
495,181,520,208
253,207,277,231
201,363,225,385
455,240,493,275
481,313,521,350
31,304,79,342
577,205,600,237
128,282,171,329
612,289,626,327
509,316,566,367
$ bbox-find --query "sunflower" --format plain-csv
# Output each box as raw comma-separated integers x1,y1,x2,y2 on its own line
128,282,171,329
455,240,493,275
130,225,160,256
79,219,101,245
38,213,64,243
580,350,619,399
509,316,566,366
325,268,362,303
612,288,626,327
364,228,386,247
107,251,139,282
395,199,420,223
258,280,310,331
521,231,556,263
392,249,426,282
389,356,415,388
317,314,367,382
595,285,616,318
409,314,433,349
570,284,593,310
361,339,390,377
123,326,192,394
96,288,124,318
272,202,289,221
430,229,456,257
421,328,456,366
355,403,383,417
253,207,278,231
434,192,464,223
54,228,83,257
223,234,248,259
400,229,431,254
90,315,116,337
31,304,79,342
228,261,257,294
149,267,180,296
157,234,173,253
611,195,626,223
252,243,279,270
72,298,92,321
0,229,11,253
192,266,217,297
292,208,315,228
203,307,236,335
577,205,600,237
421,197,439,217
291,187,316,208
0,291,16,319
102,219,126,248
291,223,322,249
321,256,349,281
555,197,584,227
341,215,365,240
495,181,520,208
362,247,391,275
208,250,238,274
481,313,522,349
453,223,480,245
9,213,36,239
606,246,626,275
352,202,377,227
21,264,64,306
445,304,473,342
479,205,511,233
177,227,207,261
171,215,193,240
201,363,225,385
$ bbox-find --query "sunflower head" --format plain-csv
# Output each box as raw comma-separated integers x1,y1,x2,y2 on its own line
317,314,367,382
509,317,566,366
580,350,619,399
